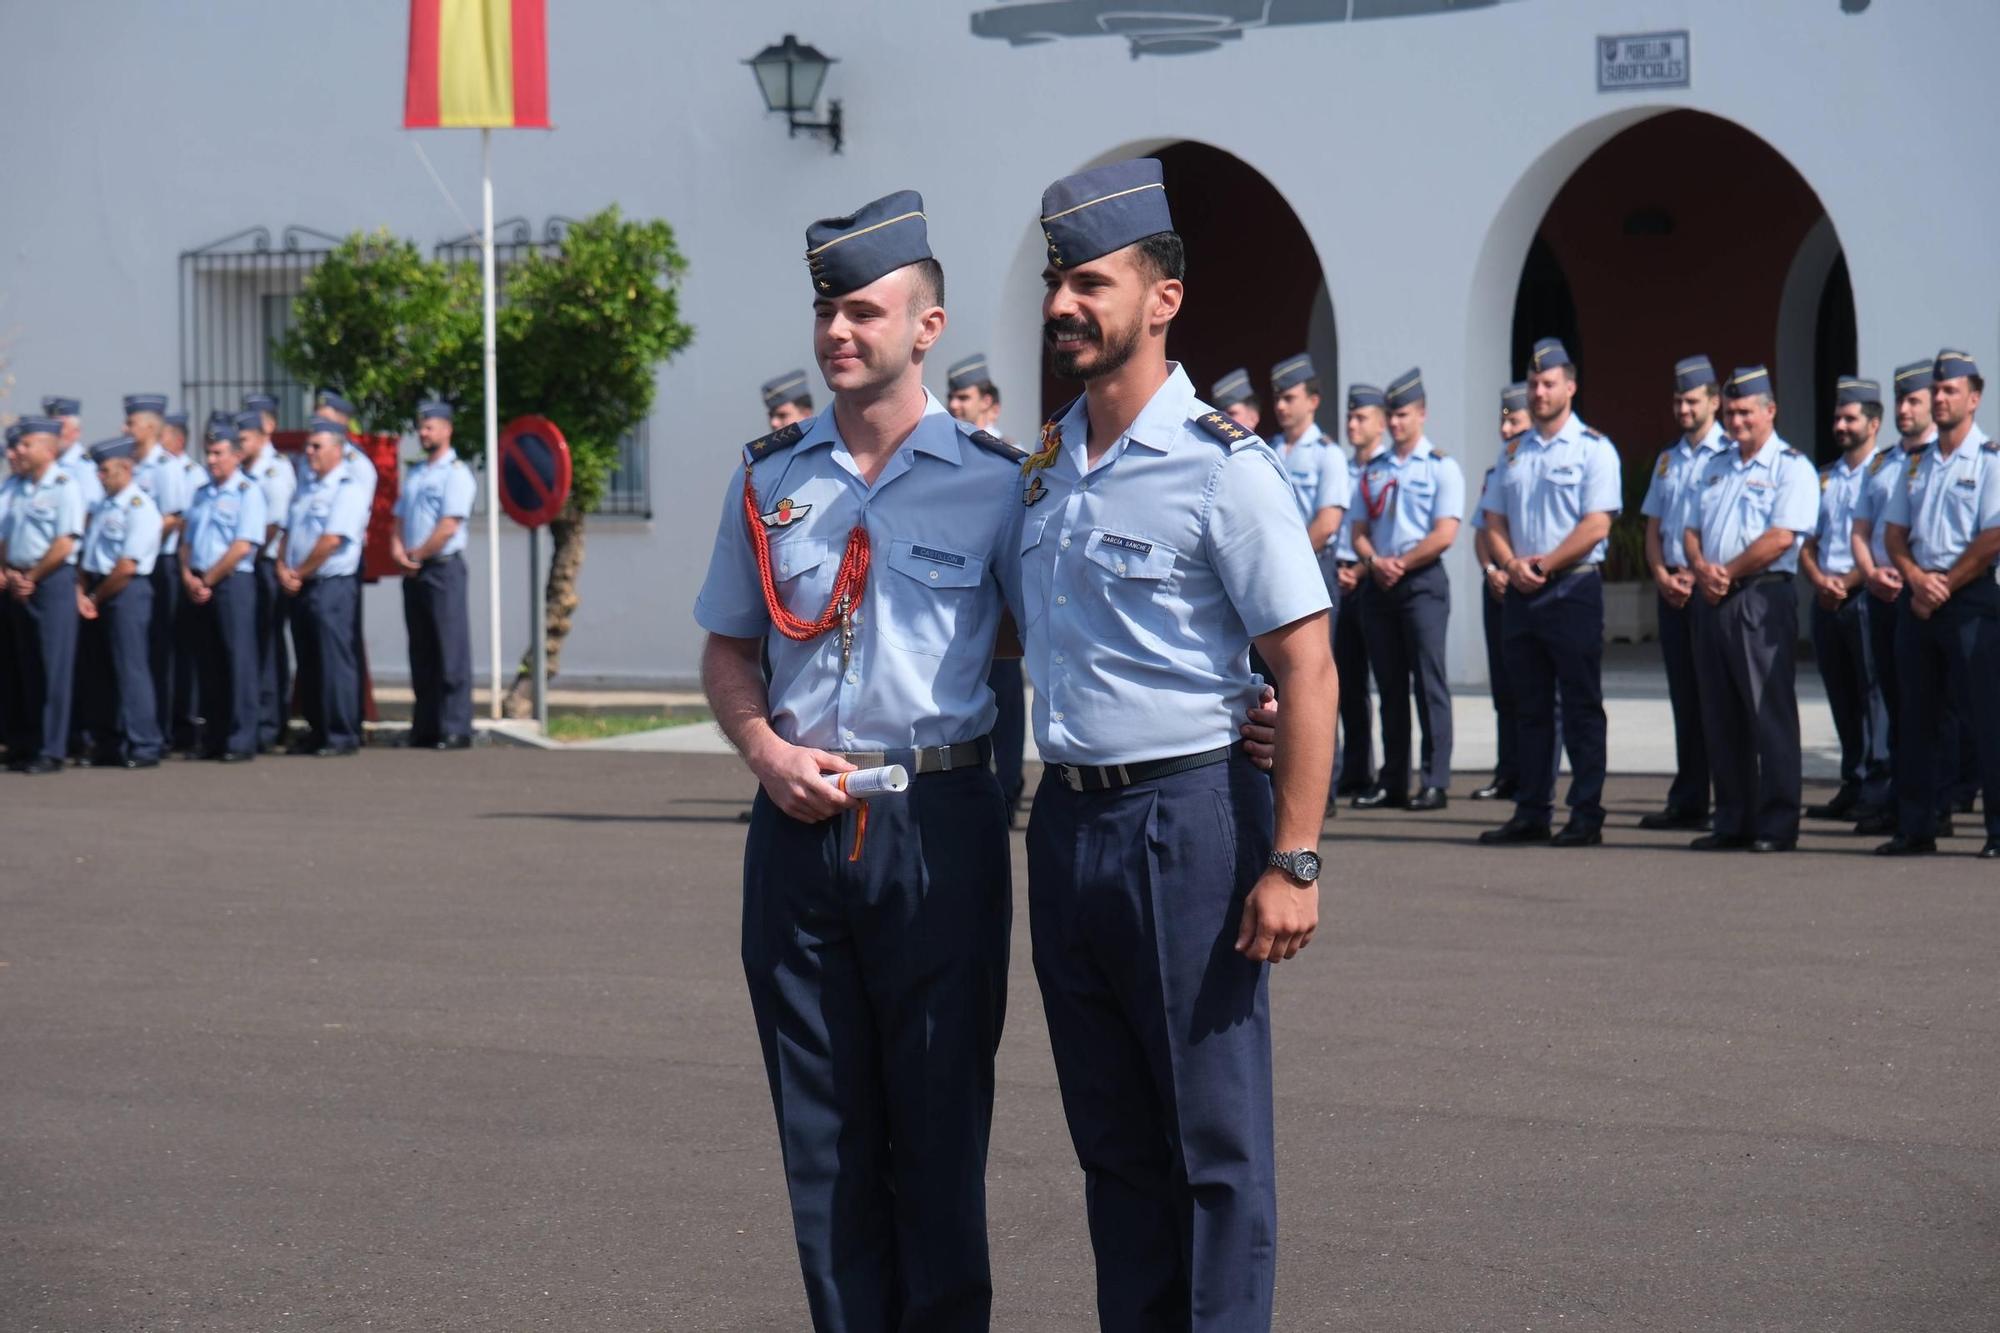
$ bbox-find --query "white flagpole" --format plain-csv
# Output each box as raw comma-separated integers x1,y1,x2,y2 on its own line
482,126,502,719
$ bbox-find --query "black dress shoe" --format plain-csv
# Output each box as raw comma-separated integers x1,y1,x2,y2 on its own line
1748,837,1796,853
1410,786,1448,811
1874,834,1937,856
1639,808,1709,831
216,751,255,764
435,734,473,751
1689,833,1751,851
1551,821,1603,847
1478,818,1551,845
1469,777,1515,801
314,745,360,758
1980,839,2000,860
17,756,63,775
1351,786,1405,810
121,756,161,770
1334,779,1373,799
394,732,436,750
1853,811,1897,837
1805,787,1859,821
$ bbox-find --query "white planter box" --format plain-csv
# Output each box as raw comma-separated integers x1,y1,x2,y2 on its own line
1603,580,1657,643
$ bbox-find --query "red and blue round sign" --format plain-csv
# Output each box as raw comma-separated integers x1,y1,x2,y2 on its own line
498,415,573,529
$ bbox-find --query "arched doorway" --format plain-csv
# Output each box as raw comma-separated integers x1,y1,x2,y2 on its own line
1029,140,1336,433
1508,110,1856,467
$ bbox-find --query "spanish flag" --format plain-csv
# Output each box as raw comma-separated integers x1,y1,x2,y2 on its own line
405,0,549,129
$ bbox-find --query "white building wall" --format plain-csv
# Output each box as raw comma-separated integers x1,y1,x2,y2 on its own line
3,0,1994,687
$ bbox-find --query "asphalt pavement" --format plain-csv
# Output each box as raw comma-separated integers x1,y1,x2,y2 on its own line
2,750,1996,1331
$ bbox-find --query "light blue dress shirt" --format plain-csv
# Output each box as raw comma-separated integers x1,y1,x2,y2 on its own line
246,449,296,560
343,441,380,503
395,453,477,557
56,441,106,512
136,450,202,554
1851,434,1932,568
82,484,163,577
1638,422,1728,568
285,463,371,578
1270,422,1351,529
1882,425,2000,570
1000,365,1329,767
1689,434,1819,572
695,394,1020,754
0,466,87,567
1354,436,1465,559
1332,444,1386,561
185,471,268,575
1481,413,1622,562
1809,447,1878,577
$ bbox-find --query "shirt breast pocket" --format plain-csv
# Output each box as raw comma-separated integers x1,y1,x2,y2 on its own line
880,540,989,658
1739,485,1777,525
1082,529,1177,606
769,535,836,623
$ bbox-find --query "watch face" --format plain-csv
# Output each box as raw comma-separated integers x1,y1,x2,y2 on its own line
1298,851,1321,880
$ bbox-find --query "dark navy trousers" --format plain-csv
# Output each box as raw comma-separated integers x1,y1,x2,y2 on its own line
170,558,203,749
147,560,181,748
1503,571,1607,828
742,764,1010,1333
1028,753,1276,1333
99,578,162,763
1360,561,1452,793
1810,594,1891,806
1655,587,1711,816
4,565,78,763
402,555,474,743
1481,585,1518,786
194,571,258,758
254,558,291,749
1893,578,2000,840
986,658,1026,810
295,575,361,751
1692,578,1802,843
1333,571,1373,789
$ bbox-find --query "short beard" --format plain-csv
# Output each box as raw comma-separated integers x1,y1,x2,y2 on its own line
1046,315,1140,383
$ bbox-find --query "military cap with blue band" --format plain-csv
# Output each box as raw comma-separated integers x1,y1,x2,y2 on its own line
1674,355,1716,391
1212,368,1254,409
233,409,266,431
1834,377,1881,408
946,353,994,392
208,408,235,428
1500,382,1528,412
242,392,279,415
1271,354,1316,394
4,422,21,446
123,393,168,416
315,387,355,415
1893,359,1935,396
1347,383,1386,411
805,189,931,298
1724,365,1773,399
42,396,80,417
163,411,188,431
417,399,454,422
88,435,137,464
1039,158,1172,269
1385,367,1425,409
306,415,347,437
1934,348,1980,381
17,415,60,437
1528,338,1572,374
205,419,239,444
761,370,809,410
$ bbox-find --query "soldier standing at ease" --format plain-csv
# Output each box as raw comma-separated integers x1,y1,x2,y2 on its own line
0,417,86,773
240,398,295,751
280,419,371,758
390,401,477,750
1470,382,1532,801
182,420,267,762
75,437,165,768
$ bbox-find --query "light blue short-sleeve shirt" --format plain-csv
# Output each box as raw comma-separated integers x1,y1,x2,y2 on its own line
1809,447,1878,577
185,472,268,575
1270,423,1352,529
1882,426,2000,570
694,394,1022,754
1,466,87,567
1354,436,1465,559
82,485,164,577
57,443,106,512
247,449,297,560
395,453,477,556
1851,435,1931,568
1483,413,1622,560
1638,423,1727,568
1000,365,1330,767
1690,434,1819,572
285,463,371,578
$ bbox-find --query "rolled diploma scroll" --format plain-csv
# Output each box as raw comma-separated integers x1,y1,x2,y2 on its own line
823,764,911,797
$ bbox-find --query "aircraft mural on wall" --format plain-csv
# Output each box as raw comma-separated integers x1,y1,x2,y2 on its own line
970,0,1513,59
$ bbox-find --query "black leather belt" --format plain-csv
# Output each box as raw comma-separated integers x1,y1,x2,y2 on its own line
837,736,991,773
1749,571,1793,586
1054,746,1231,793
1538,562,1601,580
1334,559,1360,570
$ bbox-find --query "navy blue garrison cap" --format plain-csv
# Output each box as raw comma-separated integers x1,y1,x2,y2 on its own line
1674,355,1716,391
1347,383,1386,411
1385,368,1426,409
417,399,454,422
314,387,354,415
1834,377,1881,408
805,190,930,298
233,410,266,432
163,411,188,431
946,353,993,392
123,393,168,416
42,396,80,417
761,369,809,410
1500,382,1529,412
88,435,137,464
1724,365,1773,399
1040,158,1172,270
17,415,60,437
1271,354,1316,394
1211,368,1254,409
306,415,347,437
1893,359,1935,396
242,393,278,415
1528,338,1572,375
205,419,239,444
4,422,21,446
1934,348,1980,381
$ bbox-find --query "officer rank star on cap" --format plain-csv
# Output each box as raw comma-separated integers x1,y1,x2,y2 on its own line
1674,355,1716,391
1271,354,1316,393
1039,157,1172,269
1934,348,1980,380
1893,359,1935,396
1347,383,1386,411
1835,376,1881,407
946,353,992,392
123,393,169,416
804,189,931,297
42,396,80,417
1724,365,1773,398
1500,382,1529,412
1385,367,1425,408
88,435,137,464
1528,337,1572,374
761,370,809,411
1211,368,1254,409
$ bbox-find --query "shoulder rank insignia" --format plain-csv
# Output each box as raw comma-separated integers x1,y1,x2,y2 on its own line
744,419,808,464
53,472,70,485
1984,440,1999,453
759,497,811,528
964,428,1027,465
1193,411,1254,448
1869,451,1893,475
236,478,251,492
131,494,145,508
1782,447,1803,459
1581,428,1605,441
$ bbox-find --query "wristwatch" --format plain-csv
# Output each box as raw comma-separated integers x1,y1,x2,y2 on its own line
1269,849,1321,884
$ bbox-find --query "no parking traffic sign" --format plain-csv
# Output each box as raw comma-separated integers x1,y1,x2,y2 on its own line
498,415,573,528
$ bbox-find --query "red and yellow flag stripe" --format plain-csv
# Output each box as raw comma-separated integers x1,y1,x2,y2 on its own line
405,0,549,129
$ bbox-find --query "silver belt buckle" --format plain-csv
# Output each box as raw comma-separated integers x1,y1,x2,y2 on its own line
1061,764,1084,792
935,745,954,773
